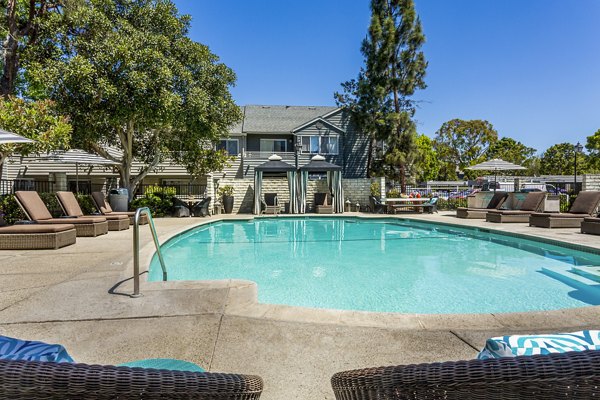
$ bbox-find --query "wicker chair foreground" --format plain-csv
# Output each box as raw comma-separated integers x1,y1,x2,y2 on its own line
0,358,263,399
331,349,600,400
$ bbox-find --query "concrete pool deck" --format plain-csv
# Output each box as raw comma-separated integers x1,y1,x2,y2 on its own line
1,211,600,399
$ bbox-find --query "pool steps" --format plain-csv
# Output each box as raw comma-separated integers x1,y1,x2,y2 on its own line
542,265,600,289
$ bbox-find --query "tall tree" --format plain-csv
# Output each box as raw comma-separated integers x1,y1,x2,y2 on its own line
413,134,439,182
433,119,498,179
27,0,241,199
585,129,600,172
336,0,427,187
1,0,61,97
486,137,536,175
0,97,71,176
539,142,587,175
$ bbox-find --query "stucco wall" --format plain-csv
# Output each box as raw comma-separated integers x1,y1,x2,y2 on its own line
583,174,600,191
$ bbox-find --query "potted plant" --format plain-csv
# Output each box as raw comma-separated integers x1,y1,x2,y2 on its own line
218,185,234,214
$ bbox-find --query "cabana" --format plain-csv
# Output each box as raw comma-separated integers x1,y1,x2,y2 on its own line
299,155,344,213
253,155,297,215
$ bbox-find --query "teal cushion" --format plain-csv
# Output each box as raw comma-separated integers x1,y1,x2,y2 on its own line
0,335,74,363
478,330,600,360
118,358,205,372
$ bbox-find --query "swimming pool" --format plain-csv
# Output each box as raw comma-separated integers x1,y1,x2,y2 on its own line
148,218,600,314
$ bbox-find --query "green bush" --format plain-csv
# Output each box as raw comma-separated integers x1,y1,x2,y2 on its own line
144,185,176,197
370,181,380,198
436,198,467,210
76,194,97,215
217,185,234,198
386,188,401,198
0,194,25,225
130,189,174,217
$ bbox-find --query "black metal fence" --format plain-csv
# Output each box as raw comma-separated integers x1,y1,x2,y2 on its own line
0,179,51,194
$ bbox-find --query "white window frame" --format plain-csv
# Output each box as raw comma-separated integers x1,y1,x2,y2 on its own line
299,135,339,155
218,139,239,156
260,138,288,153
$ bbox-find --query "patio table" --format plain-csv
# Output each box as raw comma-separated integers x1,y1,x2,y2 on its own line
384,198,431,214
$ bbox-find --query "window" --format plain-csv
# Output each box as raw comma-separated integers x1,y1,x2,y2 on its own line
218,139,239,156
260,139,287,153
300,135,338,155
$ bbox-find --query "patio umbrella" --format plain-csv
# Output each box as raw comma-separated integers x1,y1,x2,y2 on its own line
466,158,526,191
37,149,119,192
0,129,35,144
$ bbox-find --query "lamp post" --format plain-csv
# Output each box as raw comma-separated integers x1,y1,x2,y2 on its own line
574,141,583,195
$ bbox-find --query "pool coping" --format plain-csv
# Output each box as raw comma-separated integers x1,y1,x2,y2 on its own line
124,213,600,332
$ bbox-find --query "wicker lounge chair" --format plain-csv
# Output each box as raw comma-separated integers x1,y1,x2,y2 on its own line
15,191,108,237
486,191,547,223
581,217,600,235
529,191,600,228
456,191,508,219
56,191,129,231
331,349,600,399
0,358,263,399
171,197,191,217
0,223,76,249
192,197,212,217
263,193,280,215
369,196,385,214
315,192,333,214
91,191,148,225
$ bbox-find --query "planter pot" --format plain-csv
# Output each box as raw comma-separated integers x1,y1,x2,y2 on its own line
223,196,234,214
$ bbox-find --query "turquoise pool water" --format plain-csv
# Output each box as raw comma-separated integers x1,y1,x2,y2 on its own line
149,218,600,314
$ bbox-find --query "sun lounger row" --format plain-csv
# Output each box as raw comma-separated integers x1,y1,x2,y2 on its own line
0,190,149,250
456,190,600,231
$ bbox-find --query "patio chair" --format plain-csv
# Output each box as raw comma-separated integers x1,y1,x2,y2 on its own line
91,191,148,225
529,191,600,228
0,223,76,250
15,191,108,237
0,358,263,399
263,193,280,215
486,191,547,223
171,197,191,217
56,191,129,231
421,197,439,214
331,349,600,399
369,196,385,214
581,216,600,235
315,192,333,214
456,191,508,219
192,197,212,217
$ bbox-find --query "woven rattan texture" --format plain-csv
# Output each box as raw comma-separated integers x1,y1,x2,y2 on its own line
0,359,263,399
0,229,76,249
331,350,600,399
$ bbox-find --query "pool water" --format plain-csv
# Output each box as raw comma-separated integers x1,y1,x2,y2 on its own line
149,218,600,314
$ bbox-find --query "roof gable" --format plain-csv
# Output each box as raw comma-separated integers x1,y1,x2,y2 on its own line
291,117,345,134
240,105,340,133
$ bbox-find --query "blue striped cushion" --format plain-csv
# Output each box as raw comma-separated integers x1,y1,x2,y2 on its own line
0,335,74,363
478,330,600,359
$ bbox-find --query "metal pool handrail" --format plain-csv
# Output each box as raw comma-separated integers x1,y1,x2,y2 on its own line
132,207,167,297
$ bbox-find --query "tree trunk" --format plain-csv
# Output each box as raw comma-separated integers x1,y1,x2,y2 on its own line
2,0,19,97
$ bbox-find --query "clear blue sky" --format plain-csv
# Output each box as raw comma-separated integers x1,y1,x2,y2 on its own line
173,0,600,154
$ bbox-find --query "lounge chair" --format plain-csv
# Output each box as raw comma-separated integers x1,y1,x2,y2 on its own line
315,192,333,214
171,197,191,217
0,223,76,249
192,197,212,217
421,197,438,214
0,359,263,399
456,191,508,219
581,217,600,235
331,350,600,399
369,196,385,214
56,191,129,231
91,191,148,225
15,191,108,237
486,191,547,223
263,193,280,215
529,191,600,228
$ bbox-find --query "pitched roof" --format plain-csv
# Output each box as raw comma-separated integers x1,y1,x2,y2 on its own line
238,105,339,133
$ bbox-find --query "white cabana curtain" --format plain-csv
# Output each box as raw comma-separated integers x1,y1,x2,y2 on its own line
298,170,308,214
327,170,344,213
287,171,298,214
253,170,263,215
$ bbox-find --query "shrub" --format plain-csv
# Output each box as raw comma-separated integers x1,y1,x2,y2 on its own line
144,185,176,197
386,188,400,198
370,181,380,198
0,194,25,224
217,185,234,198
76,194,97,215
130,186,176,217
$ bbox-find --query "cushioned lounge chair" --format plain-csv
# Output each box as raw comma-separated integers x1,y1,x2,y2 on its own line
0,223,76,249
0,359,263,399
192,197,212,217
529,191,600,228
486,191,547,223
15,191,108,237
331,349,600,399
315,192,333,214
263,193,280,215
56,191,129,231
581,217,600,235
91,191,148,225
456,191,508,219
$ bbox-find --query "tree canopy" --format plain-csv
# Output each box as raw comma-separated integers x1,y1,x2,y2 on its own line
413,134,440,182
336,0,427,187
539,142,587,175
27,0,241,198
585,129,600,172
433,119,498,179
486,137,537,175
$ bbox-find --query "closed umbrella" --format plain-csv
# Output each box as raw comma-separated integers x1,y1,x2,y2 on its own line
37,149,119,193
0,129,35,144
466,158,526,191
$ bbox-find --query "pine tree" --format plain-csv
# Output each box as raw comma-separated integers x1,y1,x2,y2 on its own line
336,0,427,189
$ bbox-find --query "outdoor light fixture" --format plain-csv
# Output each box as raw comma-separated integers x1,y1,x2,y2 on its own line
574,141,583,195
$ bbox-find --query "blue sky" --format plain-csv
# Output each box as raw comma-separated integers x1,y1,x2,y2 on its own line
173,0,600,153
